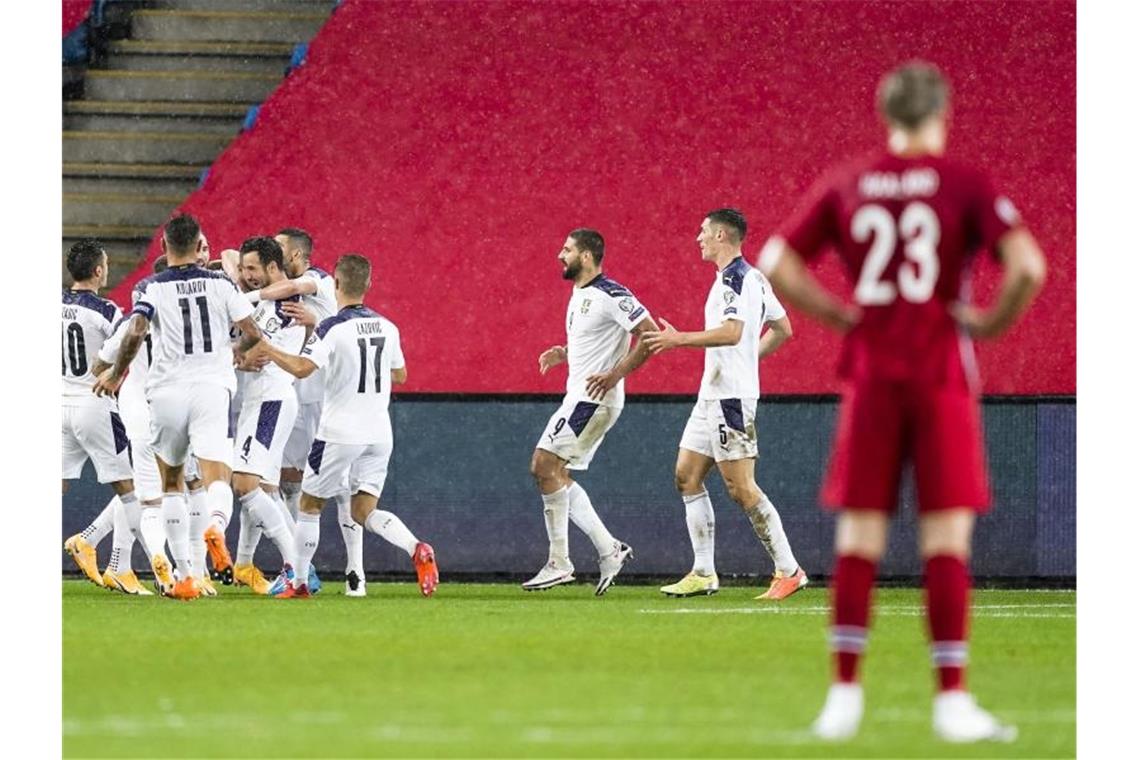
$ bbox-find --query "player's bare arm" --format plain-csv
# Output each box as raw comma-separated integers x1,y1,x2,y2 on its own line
584,315,659,400
757,315,793,360
93,313,148,397
247,276,317,303
392,367,408,385
642,316,744,354
250,339,319,379
951,228,1046,339
759,237,861,332
219,248,242,283
538,345,567,375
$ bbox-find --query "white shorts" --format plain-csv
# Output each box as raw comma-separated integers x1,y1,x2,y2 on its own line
148,384,234,468
62,400,133,483
116,392,161,501
282,401,322,471
302,432,392,500
233,394,299,486
679,398,759,462
535,398,621,471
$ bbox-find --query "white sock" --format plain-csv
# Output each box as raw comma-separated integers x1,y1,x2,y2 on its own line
271,489,296,537
281,481,301,522
567,482,618,556
206,481,234,532
108,493,138,575
188,487,209,577
336,493,365,573
243,490,296,567
744,494,799,576
80,496,117,545
138,504,168,563
364,509,417,557
294,512,320,588
125,495,143,542
162,492,194,578
684,490,716,576
541,487,571,565
235,495,263,566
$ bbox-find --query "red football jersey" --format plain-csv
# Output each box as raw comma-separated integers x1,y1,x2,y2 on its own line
778,152,1022,390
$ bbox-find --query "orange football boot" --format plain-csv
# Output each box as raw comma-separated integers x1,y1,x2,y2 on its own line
168,575,201,601
203,525,234,585
276,583,311,599
413,542,439,597
756,567,809,600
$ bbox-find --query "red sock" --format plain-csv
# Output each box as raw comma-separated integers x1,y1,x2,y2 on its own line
924,554,970,692
830,554,876,683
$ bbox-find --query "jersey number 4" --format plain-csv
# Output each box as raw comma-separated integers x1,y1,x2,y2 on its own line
852,201,941,306
356,337,386,393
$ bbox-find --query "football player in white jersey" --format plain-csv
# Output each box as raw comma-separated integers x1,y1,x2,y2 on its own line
524,229,659,595
245,229,365,596
94,214,261,600
226,237,308,593
643,209,806,600
61,240,147,593
248,254,438,598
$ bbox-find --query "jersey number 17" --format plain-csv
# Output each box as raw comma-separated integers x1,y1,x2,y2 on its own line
356,337,386,393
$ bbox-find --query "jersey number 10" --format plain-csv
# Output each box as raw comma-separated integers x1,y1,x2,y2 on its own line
356,336,386,393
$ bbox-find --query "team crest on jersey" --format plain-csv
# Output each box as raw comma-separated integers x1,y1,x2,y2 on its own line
580,299,593,314
618,297,634,313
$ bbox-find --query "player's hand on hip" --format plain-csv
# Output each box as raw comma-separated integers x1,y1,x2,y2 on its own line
92,368,123,398
642,318,681,354
585,370,617,400
950,302,998,338
539,345,566,375
280,301,316,327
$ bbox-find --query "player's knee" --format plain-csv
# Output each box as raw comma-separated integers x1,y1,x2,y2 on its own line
350,501,372,525
529,452,557,485
674,468,700,494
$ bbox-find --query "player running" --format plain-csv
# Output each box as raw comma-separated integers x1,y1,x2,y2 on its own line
642,209,804,600
525,229,657,595
62,240,146,592
758,62,1046,742
94,214,262,600
249,254,438,598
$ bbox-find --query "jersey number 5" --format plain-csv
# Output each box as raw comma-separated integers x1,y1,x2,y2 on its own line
852,201,941,306
356,336,386,393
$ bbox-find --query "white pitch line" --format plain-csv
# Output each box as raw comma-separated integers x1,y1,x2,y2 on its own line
639,605,1075,618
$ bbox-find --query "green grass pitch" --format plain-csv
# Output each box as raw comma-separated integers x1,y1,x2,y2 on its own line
63,580,1074,758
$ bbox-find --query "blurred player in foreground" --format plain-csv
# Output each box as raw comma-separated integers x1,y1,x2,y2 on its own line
643,209,803,600
759,62,1046,742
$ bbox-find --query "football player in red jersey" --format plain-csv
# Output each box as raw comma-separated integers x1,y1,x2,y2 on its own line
758,62,1046,743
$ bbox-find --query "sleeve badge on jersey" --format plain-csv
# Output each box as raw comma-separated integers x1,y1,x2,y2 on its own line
618,297,635,313
723,290,737,305
995,196,1021,226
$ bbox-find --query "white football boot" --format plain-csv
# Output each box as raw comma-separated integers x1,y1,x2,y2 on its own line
344,570,367,598
595,542,633,596
811,683,864,741
933,691,1018,743
522,559,575,591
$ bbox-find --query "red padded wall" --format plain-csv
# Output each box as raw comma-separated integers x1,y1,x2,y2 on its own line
109,0,1075,394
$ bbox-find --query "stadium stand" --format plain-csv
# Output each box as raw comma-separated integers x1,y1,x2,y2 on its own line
62,0,337,287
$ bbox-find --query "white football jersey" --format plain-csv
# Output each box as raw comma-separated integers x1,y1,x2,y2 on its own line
62,289,122,401
132,264,254,395
294,266,337,405
244,295,307,401
301,304,405,444
698,256,786,400
564,274,649,409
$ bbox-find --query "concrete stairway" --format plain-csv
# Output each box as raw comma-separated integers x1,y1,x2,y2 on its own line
63,0,335,288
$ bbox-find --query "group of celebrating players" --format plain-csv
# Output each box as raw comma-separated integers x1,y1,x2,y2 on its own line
61,62,1047,744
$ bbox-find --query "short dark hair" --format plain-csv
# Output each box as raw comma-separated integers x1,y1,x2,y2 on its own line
164,213,201,255
66,239,105,281
568,228,605,265
153,255,168,274
277,227,313,259
335,254,372,298
240,236,285,270
878,61,948,130
706,208,747,243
